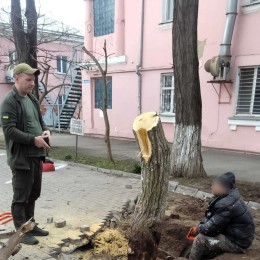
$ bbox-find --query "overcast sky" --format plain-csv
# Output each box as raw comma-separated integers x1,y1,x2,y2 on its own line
1,0,85,34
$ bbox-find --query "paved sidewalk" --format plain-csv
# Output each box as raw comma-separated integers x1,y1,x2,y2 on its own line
51,132,260,183
0,150,141,259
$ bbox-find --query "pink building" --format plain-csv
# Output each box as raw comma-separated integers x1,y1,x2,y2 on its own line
82,0,260,153
0,24,84,128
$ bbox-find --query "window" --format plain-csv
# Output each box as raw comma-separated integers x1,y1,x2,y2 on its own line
236,67,260,116
9,51,17,65
94,78,112,109
93,0,115,37
56,56,67,74
160,74,175,114
162,0,174,23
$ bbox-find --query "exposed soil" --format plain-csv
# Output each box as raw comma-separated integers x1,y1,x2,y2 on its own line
175,177,260,203
75,192,260,260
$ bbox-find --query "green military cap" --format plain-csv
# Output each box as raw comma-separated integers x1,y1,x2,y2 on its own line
13,63,40,76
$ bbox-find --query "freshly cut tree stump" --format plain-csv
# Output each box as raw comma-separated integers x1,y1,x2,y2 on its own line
128,112,170,260
0,220,36,260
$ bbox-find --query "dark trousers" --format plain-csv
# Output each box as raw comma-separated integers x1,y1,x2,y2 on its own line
189,233,244,260
11,157,42,229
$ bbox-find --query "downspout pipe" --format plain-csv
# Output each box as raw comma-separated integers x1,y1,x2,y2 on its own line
136,0,145,115
219,0,238,57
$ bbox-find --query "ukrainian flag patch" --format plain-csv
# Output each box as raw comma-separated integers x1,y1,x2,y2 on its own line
2,114,9,120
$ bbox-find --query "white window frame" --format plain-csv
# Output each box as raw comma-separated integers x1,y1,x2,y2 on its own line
162,0,174,23
235,67,260,117
160,73,175,121
56,56,67,74
228,66,260,131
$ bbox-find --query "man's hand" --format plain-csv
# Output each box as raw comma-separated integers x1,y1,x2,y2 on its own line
42,130,51,145
34,136,51,149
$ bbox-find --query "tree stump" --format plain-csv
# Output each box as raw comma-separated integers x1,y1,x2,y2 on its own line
128,112,170,260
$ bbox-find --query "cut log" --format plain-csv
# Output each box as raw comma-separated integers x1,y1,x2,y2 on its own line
128,112,170,260
0,220,36,260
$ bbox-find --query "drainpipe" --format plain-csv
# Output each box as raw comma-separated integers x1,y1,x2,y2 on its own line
219,0,238,57
204,0,238,80
136,0,145,115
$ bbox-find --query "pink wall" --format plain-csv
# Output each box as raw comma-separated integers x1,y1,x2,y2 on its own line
0,36,83,106
83,0,260,153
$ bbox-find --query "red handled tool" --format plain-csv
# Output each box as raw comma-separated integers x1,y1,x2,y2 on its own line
0,212,13,225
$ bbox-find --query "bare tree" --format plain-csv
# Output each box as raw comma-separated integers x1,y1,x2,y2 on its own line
128,112,170,259
171,0,206,178
11,0,39,98
83,41,115,164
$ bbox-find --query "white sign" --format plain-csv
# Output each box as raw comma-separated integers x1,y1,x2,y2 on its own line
70,119,85,136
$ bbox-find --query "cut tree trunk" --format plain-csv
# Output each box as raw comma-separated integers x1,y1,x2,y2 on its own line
128,112,170,260
171,0,206,178
0,220,36,260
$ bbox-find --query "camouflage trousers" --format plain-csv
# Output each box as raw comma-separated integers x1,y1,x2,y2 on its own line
189,233,244,260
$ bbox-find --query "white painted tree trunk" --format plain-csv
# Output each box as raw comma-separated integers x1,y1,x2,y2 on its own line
171,124,206,178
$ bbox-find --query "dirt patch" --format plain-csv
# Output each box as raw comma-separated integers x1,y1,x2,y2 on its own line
175,177,260,203
74,192,260,260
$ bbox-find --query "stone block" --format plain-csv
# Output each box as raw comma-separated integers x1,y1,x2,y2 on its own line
98,168,111,174
55,220,66,228
125,184,133,189
69,236,81,244
168,181,179,192
47,217,53,224
175,185,198,196
85,231,95,239
80,225,90,232
195,191,213,200
48,244,61,253
248,201,260,210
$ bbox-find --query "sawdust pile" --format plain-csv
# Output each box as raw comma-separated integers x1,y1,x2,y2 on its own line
91,229,128,258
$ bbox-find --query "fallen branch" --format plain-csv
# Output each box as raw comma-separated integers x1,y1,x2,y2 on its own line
0,220,36,260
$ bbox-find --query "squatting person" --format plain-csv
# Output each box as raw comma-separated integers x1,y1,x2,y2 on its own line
189,172,255,260
0,63,51,245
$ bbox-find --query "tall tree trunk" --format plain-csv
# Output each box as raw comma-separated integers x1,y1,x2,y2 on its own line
25,0,39,99
171,0,206,178
102,40,114,164
11,0,27,63
128,112,170,260
82,41,115,164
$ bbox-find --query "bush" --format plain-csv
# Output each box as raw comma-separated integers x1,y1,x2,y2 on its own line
64,154,72,161
132,163,141,174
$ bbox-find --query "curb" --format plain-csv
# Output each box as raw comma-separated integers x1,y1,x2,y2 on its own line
59,160,260,211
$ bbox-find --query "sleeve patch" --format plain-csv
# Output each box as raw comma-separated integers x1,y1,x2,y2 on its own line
2,114,9,119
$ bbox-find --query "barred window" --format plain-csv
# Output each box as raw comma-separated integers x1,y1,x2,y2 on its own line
236,67,260,115
160,74,175,114
95,78,112,109
94,0,115,37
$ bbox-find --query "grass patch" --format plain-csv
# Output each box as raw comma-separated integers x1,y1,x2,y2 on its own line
49,146,141,174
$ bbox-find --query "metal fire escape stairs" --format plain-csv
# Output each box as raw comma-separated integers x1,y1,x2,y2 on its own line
38,82,54,106
57,68,82,129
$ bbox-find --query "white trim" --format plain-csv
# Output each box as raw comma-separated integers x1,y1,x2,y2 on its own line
158,22,173,30
228,119,260,131
160,115,176,123
83,55,127,69
241,1,260,14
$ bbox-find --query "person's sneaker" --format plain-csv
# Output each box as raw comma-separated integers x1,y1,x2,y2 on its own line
21,234,39,245
30,226,49,236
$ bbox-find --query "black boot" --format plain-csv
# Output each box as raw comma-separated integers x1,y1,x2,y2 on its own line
30,226,49,236
21,234,39,245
